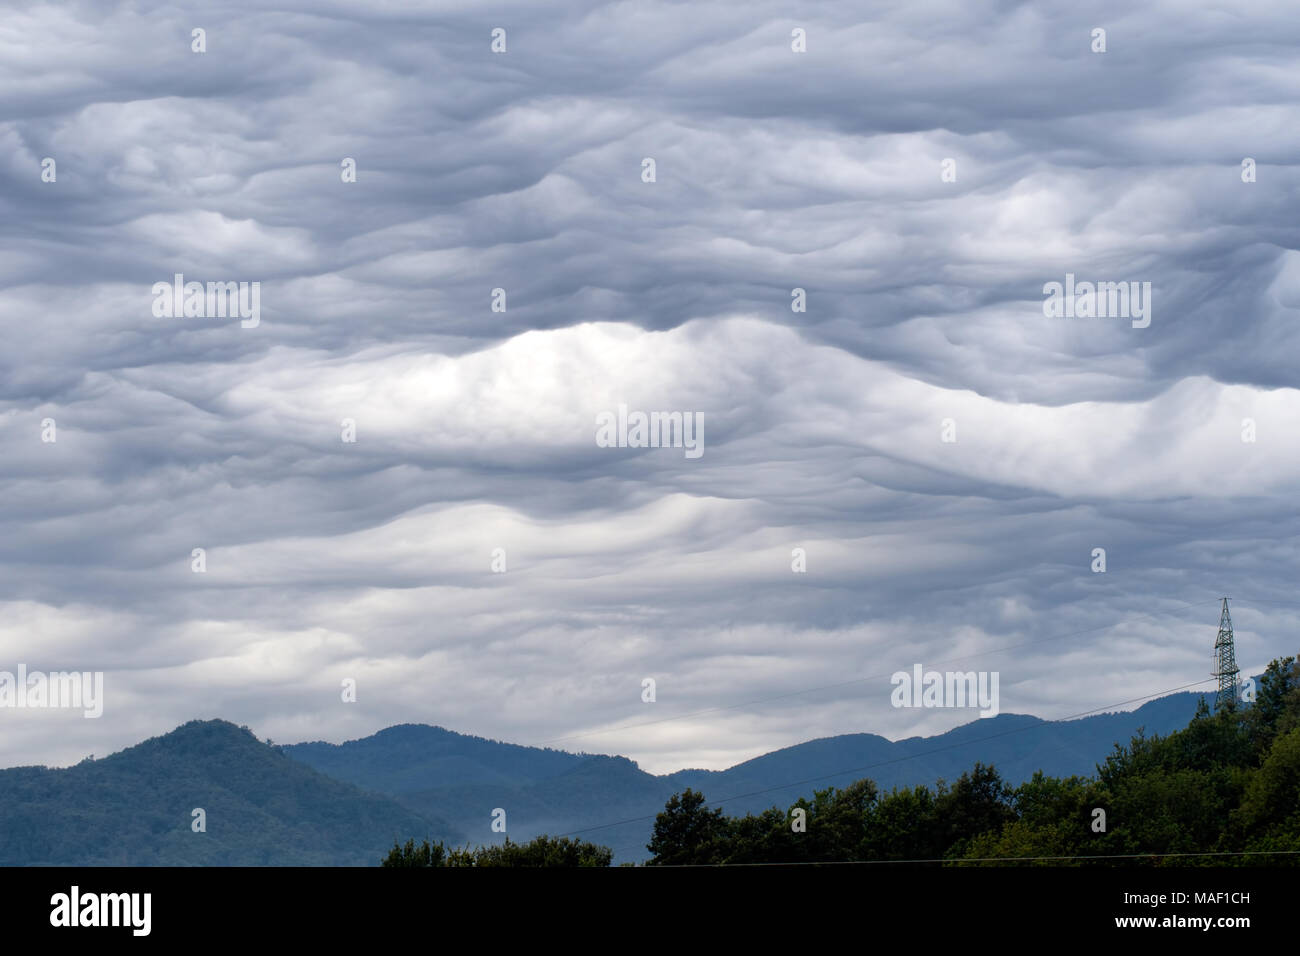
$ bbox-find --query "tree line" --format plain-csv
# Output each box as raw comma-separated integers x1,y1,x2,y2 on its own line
385,654,1300,867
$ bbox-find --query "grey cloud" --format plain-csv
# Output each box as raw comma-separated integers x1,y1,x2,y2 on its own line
1,0,1297,773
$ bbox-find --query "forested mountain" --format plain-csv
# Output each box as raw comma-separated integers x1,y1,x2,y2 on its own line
0,719,458,865
286,688,1211,862
0,683,1251,866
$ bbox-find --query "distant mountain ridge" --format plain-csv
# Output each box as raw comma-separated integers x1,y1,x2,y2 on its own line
284,688,1215,863
286,723,585,792
0,690,1219,865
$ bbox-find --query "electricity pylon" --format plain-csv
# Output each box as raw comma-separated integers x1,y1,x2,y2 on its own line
1213,597,1240,713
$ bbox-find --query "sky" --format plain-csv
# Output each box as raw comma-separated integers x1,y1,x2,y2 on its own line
1,0,1298,774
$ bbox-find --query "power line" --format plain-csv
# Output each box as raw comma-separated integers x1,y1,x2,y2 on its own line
1233,597,1300,609
648,848,1300,867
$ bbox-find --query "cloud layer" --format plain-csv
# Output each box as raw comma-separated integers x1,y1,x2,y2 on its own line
2,0,1298,774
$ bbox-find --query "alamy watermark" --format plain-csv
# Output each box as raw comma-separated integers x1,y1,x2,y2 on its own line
596,404,703,459
0,665,103,718
1042,273,1151,328
50,886,150,936
152,273,260,328
890,664,999,717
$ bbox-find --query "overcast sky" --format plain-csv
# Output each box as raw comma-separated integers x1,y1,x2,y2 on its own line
2,0,1299,774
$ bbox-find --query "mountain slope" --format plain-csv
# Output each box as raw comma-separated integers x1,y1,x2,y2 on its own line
0,692,1215,865
285,690,1213,862
285,723,586,793
396,754,682,857
675,691,1211,817
0,719,459,865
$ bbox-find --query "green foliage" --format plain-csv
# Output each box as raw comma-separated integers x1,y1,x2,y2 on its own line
1233,726,1300,851
382,834,613,867
1244,657,1300,757
645,788,728,866
860,784,941,861
383,838,447,867
642,655,1300,867
934,762,1016,859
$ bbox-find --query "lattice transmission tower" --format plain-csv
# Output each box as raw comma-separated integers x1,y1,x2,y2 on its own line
1213,597,1240,713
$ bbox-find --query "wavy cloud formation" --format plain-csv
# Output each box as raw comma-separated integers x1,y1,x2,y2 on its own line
1,0,1297,772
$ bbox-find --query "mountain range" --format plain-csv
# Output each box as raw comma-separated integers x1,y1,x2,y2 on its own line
1,689,1215,865
285,689,1210,862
